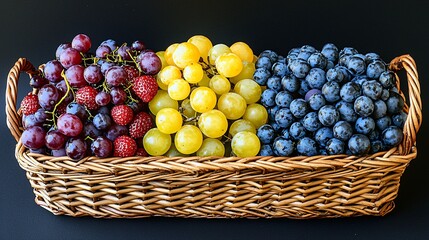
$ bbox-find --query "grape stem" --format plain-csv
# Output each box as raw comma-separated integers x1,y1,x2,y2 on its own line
48,71,73,127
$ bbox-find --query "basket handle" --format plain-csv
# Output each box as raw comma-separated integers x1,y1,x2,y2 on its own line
389,54,422,154
5,58,39,142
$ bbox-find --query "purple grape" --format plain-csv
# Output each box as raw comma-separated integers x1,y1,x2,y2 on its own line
23,114,42,129
65,65,87,88
30,75,49,88
45,130,66,150
100,61,115,75
84,65,103,84
305,89,322,101
138,51,161,75
66,102,88,120
131,40,146,51
110,87,127,105
95,91,111,106
55,80,74,103
59,47,82,69
83,122,102,139
72,34,91,53
38,84,60,111
43,60,64,82
105,66,127,86
55,43,72,59
93,113,112,131
100,39,117,51
105,124,128,141
118,45,132,60
65,138,87,160
34,108,48,123
57,113,83,137
91,136,113,158
96,45,111,58
52,148,66,157
21,126,46,149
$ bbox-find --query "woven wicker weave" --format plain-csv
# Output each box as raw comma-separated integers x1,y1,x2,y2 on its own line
5,55,422,219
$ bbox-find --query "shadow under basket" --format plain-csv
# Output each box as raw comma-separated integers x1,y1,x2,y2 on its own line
5,55,422,219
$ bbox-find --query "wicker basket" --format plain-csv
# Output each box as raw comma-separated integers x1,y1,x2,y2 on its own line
5,55,422,219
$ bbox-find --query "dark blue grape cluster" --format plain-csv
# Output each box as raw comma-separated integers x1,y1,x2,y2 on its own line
255,45,405,157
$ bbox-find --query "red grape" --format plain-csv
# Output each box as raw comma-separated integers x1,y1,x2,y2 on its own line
59,47,82,68
45,130,66,150
96,45,111,58
118,45,132,60
52,148,66,157
110,87,127,105
72,34,91,53
105,66,127,86
38,84,60,111
91,136,113,158
65,138,87,160
44,60,64,82
29,75,49,88
66,102,88,120
95,91,111,106
138,51,161,75
57,113,83,137
55,43,71,59
65,65,87,88
100,39,117,51
131,40,146,51
21,126,46,149
84,65,103,84
105,124,129,141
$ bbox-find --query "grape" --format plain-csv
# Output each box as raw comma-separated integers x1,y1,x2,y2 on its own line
44,60,64,82
257,124,276,144
105,66,127,86
326,138,345,155
100,39,117,51
66,102,89,120
93,113,112,131
65,65,87,88
196,138,225,157
230,41,253,62
253,67,271,85
230,61,256,84
183,63,204,84
366,60,386,79
131,40,146,51
23,114,42,129
382,126,404,147
318,105,340,127
197,72,211,87
84,65,103,84
256,56,272,69
164,43,179,66
83,122,102,139
231,131,260,157
172,42,200,68
266,76,282,92
243,103,268,129
354,96,374,117
72,34,91,53
289,59,310,78
34,108,48,123
290,99,309,118
229,119,255,137
217,92,247,120
168,79,190,100
208,44,231,65
198,110,228,138
148,90,178,115
275,91,294,108
30,75,49,88
209,75,231,95
215,53,243,77
55,43,71,59
340,82,361,103
156,108,183,134
105,124,128,141
308,52,328,69
348,134,370,156
333,121,353,142
143,128,171,156
315,127,334,147
38,84,60,111
21,126,46,149
118,45,132,60
45,130,66,150
302,112,322,132
91,136,113,158
190,87,217,113
281,74,300,93
274,108,294,128
306,68,326,89
379,71,396,89
175,125,203,154
52,148,66,157
297,137,318,156
386,91,404,114
59,47,82,68
180,98,196,118
57,113,83,137
259,144,274,156
138,51,162,75
110,87,127,105
96,45,111,58
65,138,87,160
234,79,261,104
187,35,212,63
273,137,294,156
260,89,277,107
362,80,383,100
164,144,188,157
159,65,182,85
95,91,111,106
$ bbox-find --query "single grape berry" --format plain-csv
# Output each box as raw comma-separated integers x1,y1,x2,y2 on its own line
296,137,318,156
273,137,294,156
91,136,113,158
382,126,404,147
257,124,276,144
348,134,371,156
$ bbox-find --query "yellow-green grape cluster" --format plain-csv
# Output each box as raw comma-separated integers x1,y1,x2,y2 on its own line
145,35,266,157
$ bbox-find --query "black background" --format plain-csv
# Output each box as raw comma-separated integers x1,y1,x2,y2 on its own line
1,0,428,239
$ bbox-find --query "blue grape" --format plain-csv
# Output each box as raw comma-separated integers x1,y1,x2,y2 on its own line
351,75,369,87
362,80,383,100
370,140,384,153
354,96,374,117
340,82,361,103
382,126,404,147
348,134,371,155
289,122,307,140
366,60,386,79
266,76,282,91
306,68,326,89
321,43,339,62
289,59,311,78
368,129,380,141
336,100,358,123
386,91,404,114
333,121,353,142
372,100,387,119
365,52,382,64
308,93,326,111
308,52,327,69
392,111,407,128
297,137,318,156
326,138,345,155
322,81,341,102
302,112,322,132
257,124,276,144
261,89,277,107
255,56,272,69
271,61,288,77
340,47,359,56
275,91,294,108
379,71,396,89
253,68,271,85
281,74,300,92
375,116,392,131
355,117,376,135
268,105,280,121
318,105,340,126
259,50,278,63
273,137,294,156
259,144,274,156
315,127,334,147
347,56,366,75
275,108,295,128
298,79,312,96
326,66,348,83
290,99,309,118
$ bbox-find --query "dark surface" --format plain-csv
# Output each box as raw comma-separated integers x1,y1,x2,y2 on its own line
1,1,428,239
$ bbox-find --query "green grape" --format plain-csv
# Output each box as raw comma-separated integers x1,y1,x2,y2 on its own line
165,143,188,157
143,128,171,156
230,61,255,84
187,35,213,64
175,125,203,154
234,79,261,104
230,42,254,63
198,109,228,138
190,87,217,113
159,65,182,85
168,78,190,100
217,92,246,120
181,98,196,118
183,62,203,84
197,72,210,87
172,42,200,69
215,53,243,78
156,74,168,90
156,108,183,134
156,51,167,70
231,131,260,157
209,75,231,95
196,138,225,157
229,119,256,137
165,43,179,66
149,90,178,115
208,44,231,65
243,103,268,128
